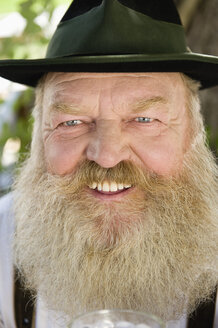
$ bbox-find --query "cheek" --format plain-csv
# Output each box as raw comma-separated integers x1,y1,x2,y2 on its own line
44,138,85,175
134,137,185,175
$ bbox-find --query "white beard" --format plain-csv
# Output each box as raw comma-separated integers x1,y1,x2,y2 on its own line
13,137,218,324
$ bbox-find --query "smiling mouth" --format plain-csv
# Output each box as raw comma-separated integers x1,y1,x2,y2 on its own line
88,181,132,195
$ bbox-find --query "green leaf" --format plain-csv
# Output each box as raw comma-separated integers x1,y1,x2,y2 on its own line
0,0,24,14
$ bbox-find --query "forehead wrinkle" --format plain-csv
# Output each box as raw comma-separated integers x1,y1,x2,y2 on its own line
131,96,168,114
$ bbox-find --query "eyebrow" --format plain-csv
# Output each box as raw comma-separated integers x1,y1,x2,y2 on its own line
49,96,167,116
49,103,90,115
131,96,168,114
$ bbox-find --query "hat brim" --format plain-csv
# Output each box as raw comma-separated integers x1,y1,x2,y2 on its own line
0,52,218,89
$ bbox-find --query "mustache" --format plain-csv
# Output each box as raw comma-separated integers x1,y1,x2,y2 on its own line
44,160,172,196
73,160,149,184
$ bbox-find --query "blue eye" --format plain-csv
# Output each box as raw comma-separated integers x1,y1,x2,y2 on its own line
62,120,82,127
135,117,154,123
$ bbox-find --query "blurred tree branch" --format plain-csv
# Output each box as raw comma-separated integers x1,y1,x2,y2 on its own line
178,0,203,30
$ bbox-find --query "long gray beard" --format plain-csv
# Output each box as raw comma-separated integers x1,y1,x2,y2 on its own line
13,138,218,323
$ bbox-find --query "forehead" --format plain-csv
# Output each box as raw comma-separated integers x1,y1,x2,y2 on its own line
43,72,186,107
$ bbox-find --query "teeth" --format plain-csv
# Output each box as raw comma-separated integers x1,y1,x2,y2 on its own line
110,182,118,192
89,181,132,192
97,183,102,191
118,183,124,190
102,181,110,192
91,182,97,189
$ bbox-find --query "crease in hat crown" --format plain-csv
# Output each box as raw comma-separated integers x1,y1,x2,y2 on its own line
46,0,187,58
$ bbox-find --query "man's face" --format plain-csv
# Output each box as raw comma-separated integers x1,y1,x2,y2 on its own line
42,72,189,184
13,72,218,322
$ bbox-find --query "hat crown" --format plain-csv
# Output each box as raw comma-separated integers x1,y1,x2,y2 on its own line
61,0,182,25
46,0,187,58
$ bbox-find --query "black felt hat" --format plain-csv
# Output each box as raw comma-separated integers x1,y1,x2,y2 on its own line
0,0,218,88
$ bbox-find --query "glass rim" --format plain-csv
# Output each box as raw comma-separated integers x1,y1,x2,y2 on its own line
72,309,165,327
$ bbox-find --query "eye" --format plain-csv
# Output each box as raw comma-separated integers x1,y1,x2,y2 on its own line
62,119,83,127
135,117,154,123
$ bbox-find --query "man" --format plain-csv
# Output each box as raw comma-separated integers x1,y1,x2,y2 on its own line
0,0,217,327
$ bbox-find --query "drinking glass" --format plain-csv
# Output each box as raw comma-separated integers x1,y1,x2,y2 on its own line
70,309,165,328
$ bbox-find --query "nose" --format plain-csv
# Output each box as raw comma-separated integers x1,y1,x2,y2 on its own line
86,119,129,168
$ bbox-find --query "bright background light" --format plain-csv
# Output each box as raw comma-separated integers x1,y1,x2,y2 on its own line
0,12,26,37
0,1,68,94
1,137,21,167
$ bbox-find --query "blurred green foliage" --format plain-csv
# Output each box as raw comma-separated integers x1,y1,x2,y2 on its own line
0,0,69,59
0,0,69,181
0,89,34,172
205,125,218,157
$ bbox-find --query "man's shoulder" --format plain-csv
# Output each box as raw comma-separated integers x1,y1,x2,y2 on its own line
0,192,14,231
0,192,13,215
0,192,16,328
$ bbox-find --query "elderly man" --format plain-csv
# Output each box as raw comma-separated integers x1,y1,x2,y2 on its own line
0,0,218,327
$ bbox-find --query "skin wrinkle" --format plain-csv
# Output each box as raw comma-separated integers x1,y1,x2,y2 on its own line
46,74,176,116
46,97,170,144
42,72,189,176
131,96,167,113
49,96,168,116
